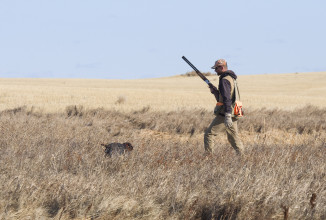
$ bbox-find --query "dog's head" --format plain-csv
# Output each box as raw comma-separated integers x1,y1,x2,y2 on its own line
123,142,133,151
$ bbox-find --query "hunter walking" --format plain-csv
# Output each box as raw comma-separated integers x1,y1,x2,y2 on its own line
204,59,244,155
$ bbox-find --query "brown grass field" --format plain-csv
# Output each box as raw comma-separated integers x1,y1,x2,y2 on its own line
1,72,326,219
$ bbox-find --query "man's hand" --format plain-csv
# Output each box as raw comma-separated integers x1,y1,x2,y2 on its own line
224,113,233,128
209,85,219,102
209,85,218,95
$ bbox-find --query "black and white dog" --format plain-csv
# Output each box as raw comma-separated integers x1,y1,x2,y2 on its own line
101,142,133,157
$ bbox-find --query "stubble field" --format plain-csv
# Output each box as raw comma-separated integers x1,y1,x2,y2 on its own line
1,72,326,219
1,72,326,113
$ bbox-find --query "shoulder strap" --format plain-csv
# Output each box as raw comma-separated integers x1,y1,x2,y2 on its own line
233,79,241,101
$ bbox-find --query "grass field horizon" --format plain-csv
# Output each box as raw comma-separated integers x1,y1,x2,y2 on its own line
1,71,326,113
1,71,326,219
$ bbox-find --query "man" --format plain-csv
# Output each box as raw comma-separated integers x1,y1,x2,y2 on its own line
204,59,244,155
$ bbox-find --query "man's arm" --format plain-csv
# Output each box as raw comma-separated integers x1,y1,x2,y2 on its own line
219,79,232,113
219,79,233,128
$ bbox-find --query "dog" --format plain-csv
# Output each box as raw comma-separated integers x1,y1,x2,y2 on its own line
101,142,133,157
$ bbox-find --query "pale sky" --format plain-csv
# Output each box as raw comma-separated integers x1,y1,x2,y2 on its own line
1,0,325,79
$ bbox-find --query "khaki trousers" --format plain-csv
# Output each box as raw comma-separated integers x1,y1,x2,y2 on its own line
204,115,244,155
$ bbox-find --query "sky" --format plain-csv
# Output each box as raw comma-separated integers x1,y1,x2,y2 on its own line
1,0,325,79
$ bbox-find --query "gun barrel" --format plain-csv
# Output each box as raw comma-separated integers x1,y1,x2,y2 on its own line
182,56,211,85
182,56,201,74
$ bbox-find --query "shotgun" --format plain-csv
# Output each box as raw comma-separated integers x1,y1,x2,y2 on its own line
182,56,219,101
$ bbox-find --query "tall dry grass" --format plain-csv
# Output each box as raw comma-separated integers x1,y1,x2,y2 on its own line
1,105,325,219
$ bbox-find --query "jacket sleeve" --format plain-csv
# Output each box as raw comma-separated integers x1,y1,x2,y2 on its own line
219,79,232,114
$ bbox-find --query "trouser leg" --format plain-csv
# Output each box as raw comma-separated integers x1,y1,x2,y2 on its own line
204,116,225,153
226,118,244,155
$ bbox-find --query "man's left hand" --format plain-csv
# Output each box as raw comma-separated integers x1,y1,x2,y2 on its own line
224,113,233,128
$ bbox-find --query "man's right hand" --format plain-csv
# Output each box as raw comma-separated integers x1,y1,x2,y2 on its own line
209,85,218,95
209,85,219,102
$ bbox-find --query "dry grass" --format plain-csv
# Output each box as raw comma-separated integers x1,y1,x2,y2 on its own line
1,72,326,219
1,71,326,113
1,105,325,219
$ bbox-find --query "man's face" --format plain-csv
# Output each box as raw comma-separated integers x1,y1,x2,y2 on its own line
214,65,225,75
